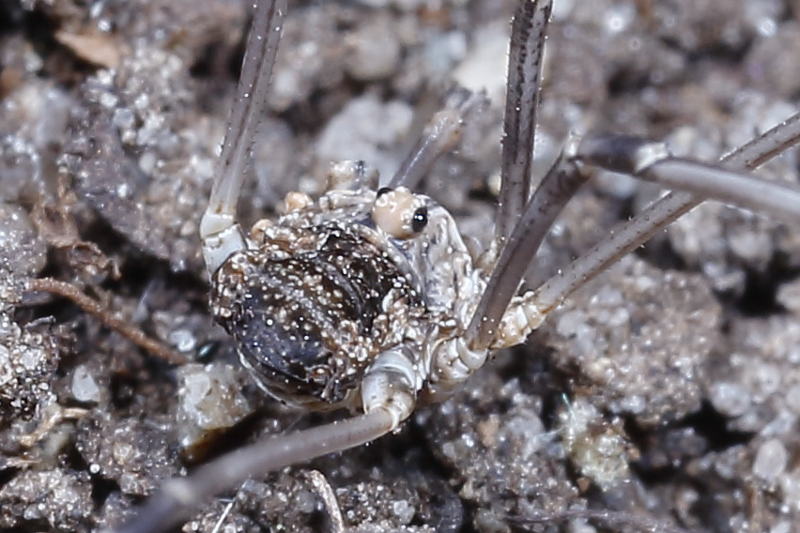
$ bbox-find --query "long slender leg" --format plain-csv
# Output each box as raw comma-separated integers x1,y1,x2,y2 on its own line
488,111,800,348
574,133,800,223
478,109,800,348
496,0,552,242
467,155,589,350
111,409,395,533
468,115,800,349
111,347,418,533
200,0,286,273
387,88,487,190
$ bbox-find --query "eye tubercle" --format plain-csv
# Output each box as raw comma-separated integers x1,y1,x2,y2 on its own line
371,187,427,239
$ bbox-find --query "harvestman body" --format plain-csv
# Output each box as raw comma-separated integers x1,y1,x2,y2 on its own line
115,1,800,531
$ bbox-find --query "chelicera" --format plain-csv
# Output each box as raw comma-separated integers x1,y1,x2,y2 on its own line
114,0,800,531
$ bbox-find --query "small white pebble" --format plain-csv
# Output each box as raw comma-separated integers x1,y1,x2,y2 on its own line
392,499,414,524
753,439,788,482
71,364,101,403
709,382,751,417
786,384,800,413
770,521,791,533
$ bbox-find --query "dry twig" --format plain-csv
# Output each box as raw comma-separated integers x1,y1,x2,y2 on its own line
27,277,187,365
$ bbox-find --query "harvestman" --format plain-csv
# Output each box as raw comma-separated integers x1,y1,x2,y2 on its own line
114,1,800,531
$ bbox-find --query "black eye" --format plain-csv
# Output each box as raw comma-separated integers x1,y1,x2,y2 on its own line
411,206,428,232
376,187,392,198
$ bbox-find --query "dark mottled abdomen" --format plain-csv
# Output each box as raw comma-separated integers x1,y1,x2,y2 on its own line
210,223,421,407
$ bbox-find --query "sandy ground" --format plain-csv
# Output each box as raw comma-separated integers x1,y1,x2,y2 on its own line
1,0,800,531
